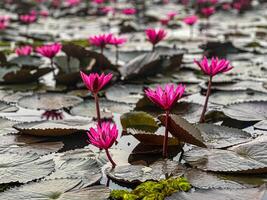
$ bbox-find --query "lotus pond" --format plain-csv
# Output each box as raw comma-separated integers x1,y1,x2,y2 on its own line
0,0,267,200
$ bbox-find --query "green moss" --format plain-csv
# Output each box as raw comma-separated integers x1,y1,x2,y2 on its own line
61,39,89,47
110,177,191,200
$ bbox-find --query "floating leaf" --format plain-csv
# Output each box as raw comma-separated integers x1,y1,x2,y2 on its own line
254,120,267,131
0,101,18,113
14,119,93,137
106,84,143,104
121,111,159,132
0,152,54,184
107,160,185,184
9,56,44,67
167,186,266,200
196,123,252,149
0,118,18,135
71,99,133,119
184,136,267,173
47,156,102,187
18,93,83,110
223,101,267,121
158,114,207,148
1,179,110,200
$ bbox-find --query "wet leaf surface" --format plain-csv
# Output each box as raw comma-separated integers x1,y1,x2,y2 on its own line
196,124,252,149
1,179,110,200
13,119,93,137
107,160,185,184
223,101,267,122
18,93,83,110
158,114,207,148
184,136,267,173
0,101,18,113
0,152,54,184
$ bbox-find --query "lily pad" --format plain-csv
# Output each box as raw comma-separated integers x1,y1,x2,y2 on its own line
158,114,207,148
107,160,185,184
254,120,267,131
167,186,266,200
196,123,252,149
0,152,54,184
184,136,267,173
0,118,18,135
0,101,18,113
70,99,133,119
121,111,159,132
1,179,110,200
223,101,267,121
9,56,44,67
13,119,93,137
47,155,102,187
106,84,144,104
18,93,83,110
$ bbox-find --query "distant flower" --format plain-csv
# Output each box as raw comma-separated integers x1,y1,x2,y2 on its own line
80,72,113,124
41,110,63,120
160,18,170,26
201,7,215,18
145,28,167,51
194,56,233,77
222,3,231,10
36,43,62,59
36,43,62,77
87,122,118,168
145,84,185,158
15,45,33,56
80,72,113,94
110,35,127,65
93,0,104,4
0,21,8,30
183,15,198,26
167,11,177,20
19,14,36,24
194,57,233,123
101,6,115,14
39,10,49,17
89,33,113,54
121,8,136,15
66,0,81,7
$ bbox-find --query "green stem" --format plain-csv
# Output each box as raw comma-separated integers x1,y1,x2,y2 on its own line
199,76,212,123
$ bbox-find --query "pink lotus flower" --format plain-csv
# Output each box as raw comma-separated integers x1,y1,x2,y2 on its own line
80,72,113,94
110,36,127,46
93,0,104,4
160,18,170,26
87,122,118,168
201,7,215,18
121,8,136,15
145,84,185,111
35,43,62,59
146,28,167,51
0,21,8,30
80,72,113,124
66,0,81,7
15,45,33,56
183,15,198,26
194,57,233,123
19,14,36,24
167,11,177,20
41,110,63,120
110,36,127,64
194,56,233,77
39,10,49,17
145,83,185,158
89,33,113,54
101,6,115,14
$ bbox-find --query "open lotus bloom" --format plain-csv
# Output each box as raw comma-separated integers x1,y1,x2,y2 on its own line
19,14,36,24
201,7,215,18
87,122,118,150
35,43,62,58
145,84,186,111
87,122,118,168
183,15,198,26
194,56,233,77
80,72,113,94
15,45,33,56
145,28,167,46
89,33,113,53
110,36,127,46
121,8,136,15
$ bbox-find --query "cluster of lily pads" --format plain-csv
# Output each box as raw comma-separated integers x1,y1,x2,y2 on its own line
0,0,267,200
